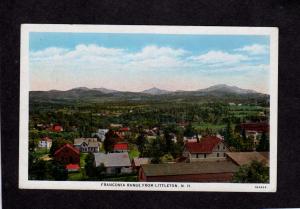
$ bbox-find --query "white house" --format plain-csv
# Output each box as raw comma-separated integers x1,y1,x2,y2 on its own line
38,137,52,149
74,138,100,153
183,136,229,162
94,152,132,174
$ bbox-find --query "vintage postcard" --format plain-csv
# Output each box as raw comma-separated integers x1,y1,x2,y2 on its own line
19,24,278,192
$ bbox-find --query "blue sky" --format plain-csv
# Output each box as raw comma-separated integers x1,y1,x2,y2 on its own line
29,32,270,93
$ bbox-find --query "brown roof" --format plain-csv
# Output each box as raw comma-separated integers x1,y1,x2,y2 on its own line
141,161,238,177
226,152,269,166
185,136,222,153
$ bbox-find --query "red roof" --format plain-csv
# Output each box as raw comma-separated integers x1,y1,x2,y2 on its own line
185,136,222,153
114,132,124,141
53,125,63,132
119,127,130,132
66,164,80,170
54,143,80,156
113,143,129,151
240,123,269,133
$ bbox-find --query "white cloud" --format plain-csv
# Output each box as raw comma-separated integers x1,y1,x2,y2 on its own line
190,50,249,65
235,44,269,55
30,47,69,59
30,44,190,71
129,45,187,60
29,44,269,91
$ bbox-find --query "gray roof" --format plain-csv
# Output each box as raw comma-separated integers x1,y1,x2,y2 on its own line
74,138,98,146
94,152,131,167
141,161,238,177
88,141,100,148
226,152,269,166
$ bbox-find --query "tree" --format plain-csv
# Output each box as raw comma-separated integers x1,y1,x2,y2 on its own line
149,136,164,164
163,130,175,154
50,161,68,180
233,160,269,183
103,130,116,153
224,121,234,147
257,132,269,151
136,133,147,157
239,129,253,151
161,153,174,163
29,159,47,180
184,123,195,137
85,152,97,178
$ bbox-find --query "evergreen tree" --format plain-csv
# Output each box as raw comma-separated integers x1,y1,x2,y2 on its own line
50,161,68,180
184,123,195,137
30,159,47,180
103,130,116,153
136,133,147,157
224,121,234,146
257,132,269,151
149,136,164,164
85,152,97,178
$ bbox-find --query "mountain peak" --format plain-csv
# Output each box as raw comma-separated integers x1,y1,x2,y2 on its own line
200,84,257,94
92,87,118,94
70,87,90,91
141,87,170,95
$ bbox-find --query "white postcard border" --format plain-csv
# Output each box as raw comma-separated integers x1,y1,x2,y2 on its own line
19,24,278,192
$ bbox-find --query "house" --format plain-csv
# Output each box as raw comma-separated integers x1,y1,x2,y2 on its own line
91,129,109,142
66,163,80,172
74,138,100,153
226,152,269,167
240,122,269,134
183,135,201,143
104,130,125,143
119,127,130,132
54,144,80,164
110,123,123,128
139,161,238,182
183,136,229,162
52,124,63,132
113,142,129,153
132,157,151,171
94,152,132,174
38,137,52,149
240,122,269,145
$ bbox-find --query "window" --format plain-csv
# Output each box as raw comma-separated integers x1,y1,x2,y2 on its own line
196,154,199,158
223,146,225,150
218,145,220,150
217,153,219,157
204,154,206,158
223,153,226,157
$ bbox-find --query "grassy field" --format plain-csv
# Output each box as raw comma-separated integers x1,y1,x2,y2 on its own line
68,153,88,181
34,147,49,159
103,175,138,182
128,146,140,160
80,153,88,168
68,171,84,181
193,122,226,132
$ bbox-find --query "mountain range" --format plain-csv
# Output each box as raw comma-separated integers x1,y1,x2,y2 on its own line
30,84,268,103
